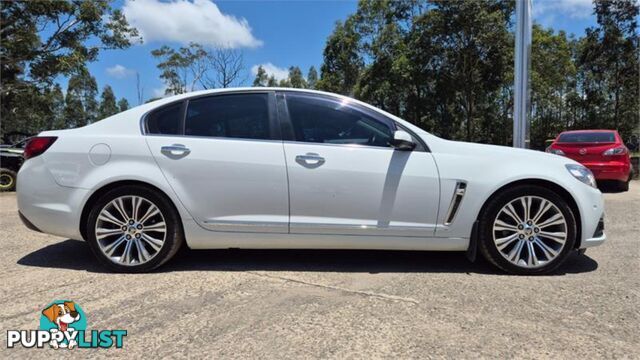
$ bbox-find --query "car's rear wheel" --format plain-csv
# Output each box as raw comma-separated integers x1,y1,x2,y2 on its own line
0,168,17,192
478,185,577,275
86,185,184,273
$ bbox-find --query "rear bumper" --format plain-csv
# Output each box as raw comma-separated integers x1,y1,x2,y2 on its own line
583,162,631,181
17,157,87,240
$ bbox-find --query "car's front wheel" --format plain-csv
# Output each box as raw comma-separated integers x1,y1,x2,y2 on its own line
86,185,184,273
478,185,577,275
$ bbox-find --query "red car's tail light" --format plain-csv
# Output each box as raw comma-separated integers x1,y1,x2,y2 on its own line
23,136,57,160
602,146,627,156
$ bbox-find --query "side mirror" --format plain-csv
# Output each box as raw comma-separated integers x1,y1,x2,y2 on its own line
391,130,416,151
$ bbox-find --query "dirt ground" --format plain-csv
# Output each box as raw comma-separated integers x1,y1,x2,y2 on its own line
0,184,638,359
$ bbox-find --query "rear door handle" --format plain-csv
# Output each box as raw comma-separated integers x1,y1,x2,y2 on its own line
161,144,190,158
295,153,325,167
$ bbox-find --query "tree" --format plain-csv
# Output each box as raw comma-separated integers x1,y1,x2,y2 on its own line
48,84,66,130
530,26,575,149
577,0,638,140
98,85,118,120
317,17,363,95
288,66,307,88
204,49,245,88
118,98,130,112
151,43,207,95
253,65,268,86
1,1,139,136
320,0,513,144
279,78,291,87
267,75,278,87
153,43,246,93
307,66,318,89
65,68,98,127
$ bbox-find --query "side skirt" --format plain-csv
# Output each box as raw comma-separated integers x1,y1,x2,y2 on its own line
183,219,469,251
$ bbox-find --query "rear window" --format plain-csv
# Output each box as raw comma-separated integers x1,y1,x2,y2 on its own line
557,132,615,143
146,103,183,135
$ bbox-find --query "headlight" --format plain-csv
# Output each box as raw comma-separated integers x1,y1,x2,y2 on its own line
566,164,597,188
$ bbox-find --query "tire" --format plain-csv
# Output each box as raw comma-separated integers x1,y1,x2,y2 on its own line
0,168,17,192
478,185,577,275
85,185,184,273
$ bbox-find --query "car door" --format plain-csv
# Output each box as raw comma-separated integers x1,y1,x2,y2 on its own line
145,91,289,233
279,92,440,237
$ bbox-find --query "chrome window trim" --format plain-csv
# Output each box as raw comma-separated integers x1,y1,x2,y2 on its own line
282,140,397,151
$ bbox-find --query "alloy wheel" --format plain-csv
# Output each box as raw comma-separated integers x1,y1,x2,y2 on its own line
492,196,568,269
95,195,167,266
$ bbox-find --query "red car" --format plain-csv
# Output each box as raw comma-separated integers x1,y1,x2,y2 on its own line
547,130,632,191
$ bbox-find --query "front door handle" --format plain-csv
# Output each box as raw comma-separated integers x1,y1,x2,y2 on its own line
295,153,325,168
161,144,190,158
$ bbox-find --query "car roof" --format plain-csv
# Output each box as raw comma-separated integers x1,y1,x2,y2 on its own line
49,87,432,139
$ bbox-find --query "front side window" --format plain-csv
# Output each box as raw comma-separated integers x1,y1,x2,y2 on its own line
285,94,393,147
146,102,182,135
185,93,270,140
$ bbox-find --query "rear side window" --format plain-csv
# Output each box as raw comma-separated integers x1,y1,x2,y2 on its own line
285,94,393,147
146,103,182,135
558,132,615,143
185,94,270,140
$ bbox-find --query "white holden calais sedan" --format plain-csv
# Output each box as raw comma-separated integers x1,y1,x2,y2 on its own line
17,88,605,274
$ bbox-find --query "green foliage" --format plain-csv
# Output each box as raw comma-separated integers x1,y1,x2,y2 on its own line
151,43,206,95
318,0,638,146
253,65,268,87
152,43,245,93
267,76,278,87
307,66,318,89
317,17,363,95
65,68,98,127
1,0,138,136
49,84,66,130
98,85,119,120
118,98,130,112
288,66,307,88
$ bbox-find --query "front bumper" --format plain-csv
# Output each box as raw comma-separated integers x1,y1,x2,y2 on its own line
581,215,605,248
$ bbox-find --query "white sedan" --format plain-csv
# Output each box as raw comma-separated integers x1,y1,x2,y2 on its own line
17,88,605,274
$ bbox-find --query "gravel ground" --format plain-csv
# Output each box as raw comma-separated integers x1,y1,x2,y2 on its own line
0,184,638,359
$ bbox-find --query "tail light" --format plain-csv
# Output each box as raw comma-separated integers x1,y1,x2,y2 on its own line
602,146,627,156
24,136,57,160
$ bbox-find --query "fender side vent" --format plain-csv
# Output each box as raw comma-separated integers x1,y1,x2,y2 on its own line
444,182,467,225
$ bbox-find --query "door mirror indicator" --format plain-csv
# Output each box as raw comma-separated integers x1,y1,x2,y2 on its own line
391,130,416,151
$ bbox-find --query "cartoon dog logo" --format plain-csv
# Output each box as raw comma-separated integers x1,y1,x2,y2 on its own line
41,301,81,349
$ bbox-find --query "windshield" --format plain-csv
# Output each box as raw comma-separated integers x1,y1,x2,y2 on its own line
558,132,615,143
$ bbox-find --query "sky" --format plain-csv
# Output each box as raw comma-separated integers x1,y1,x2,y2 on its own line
76,0,599,107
